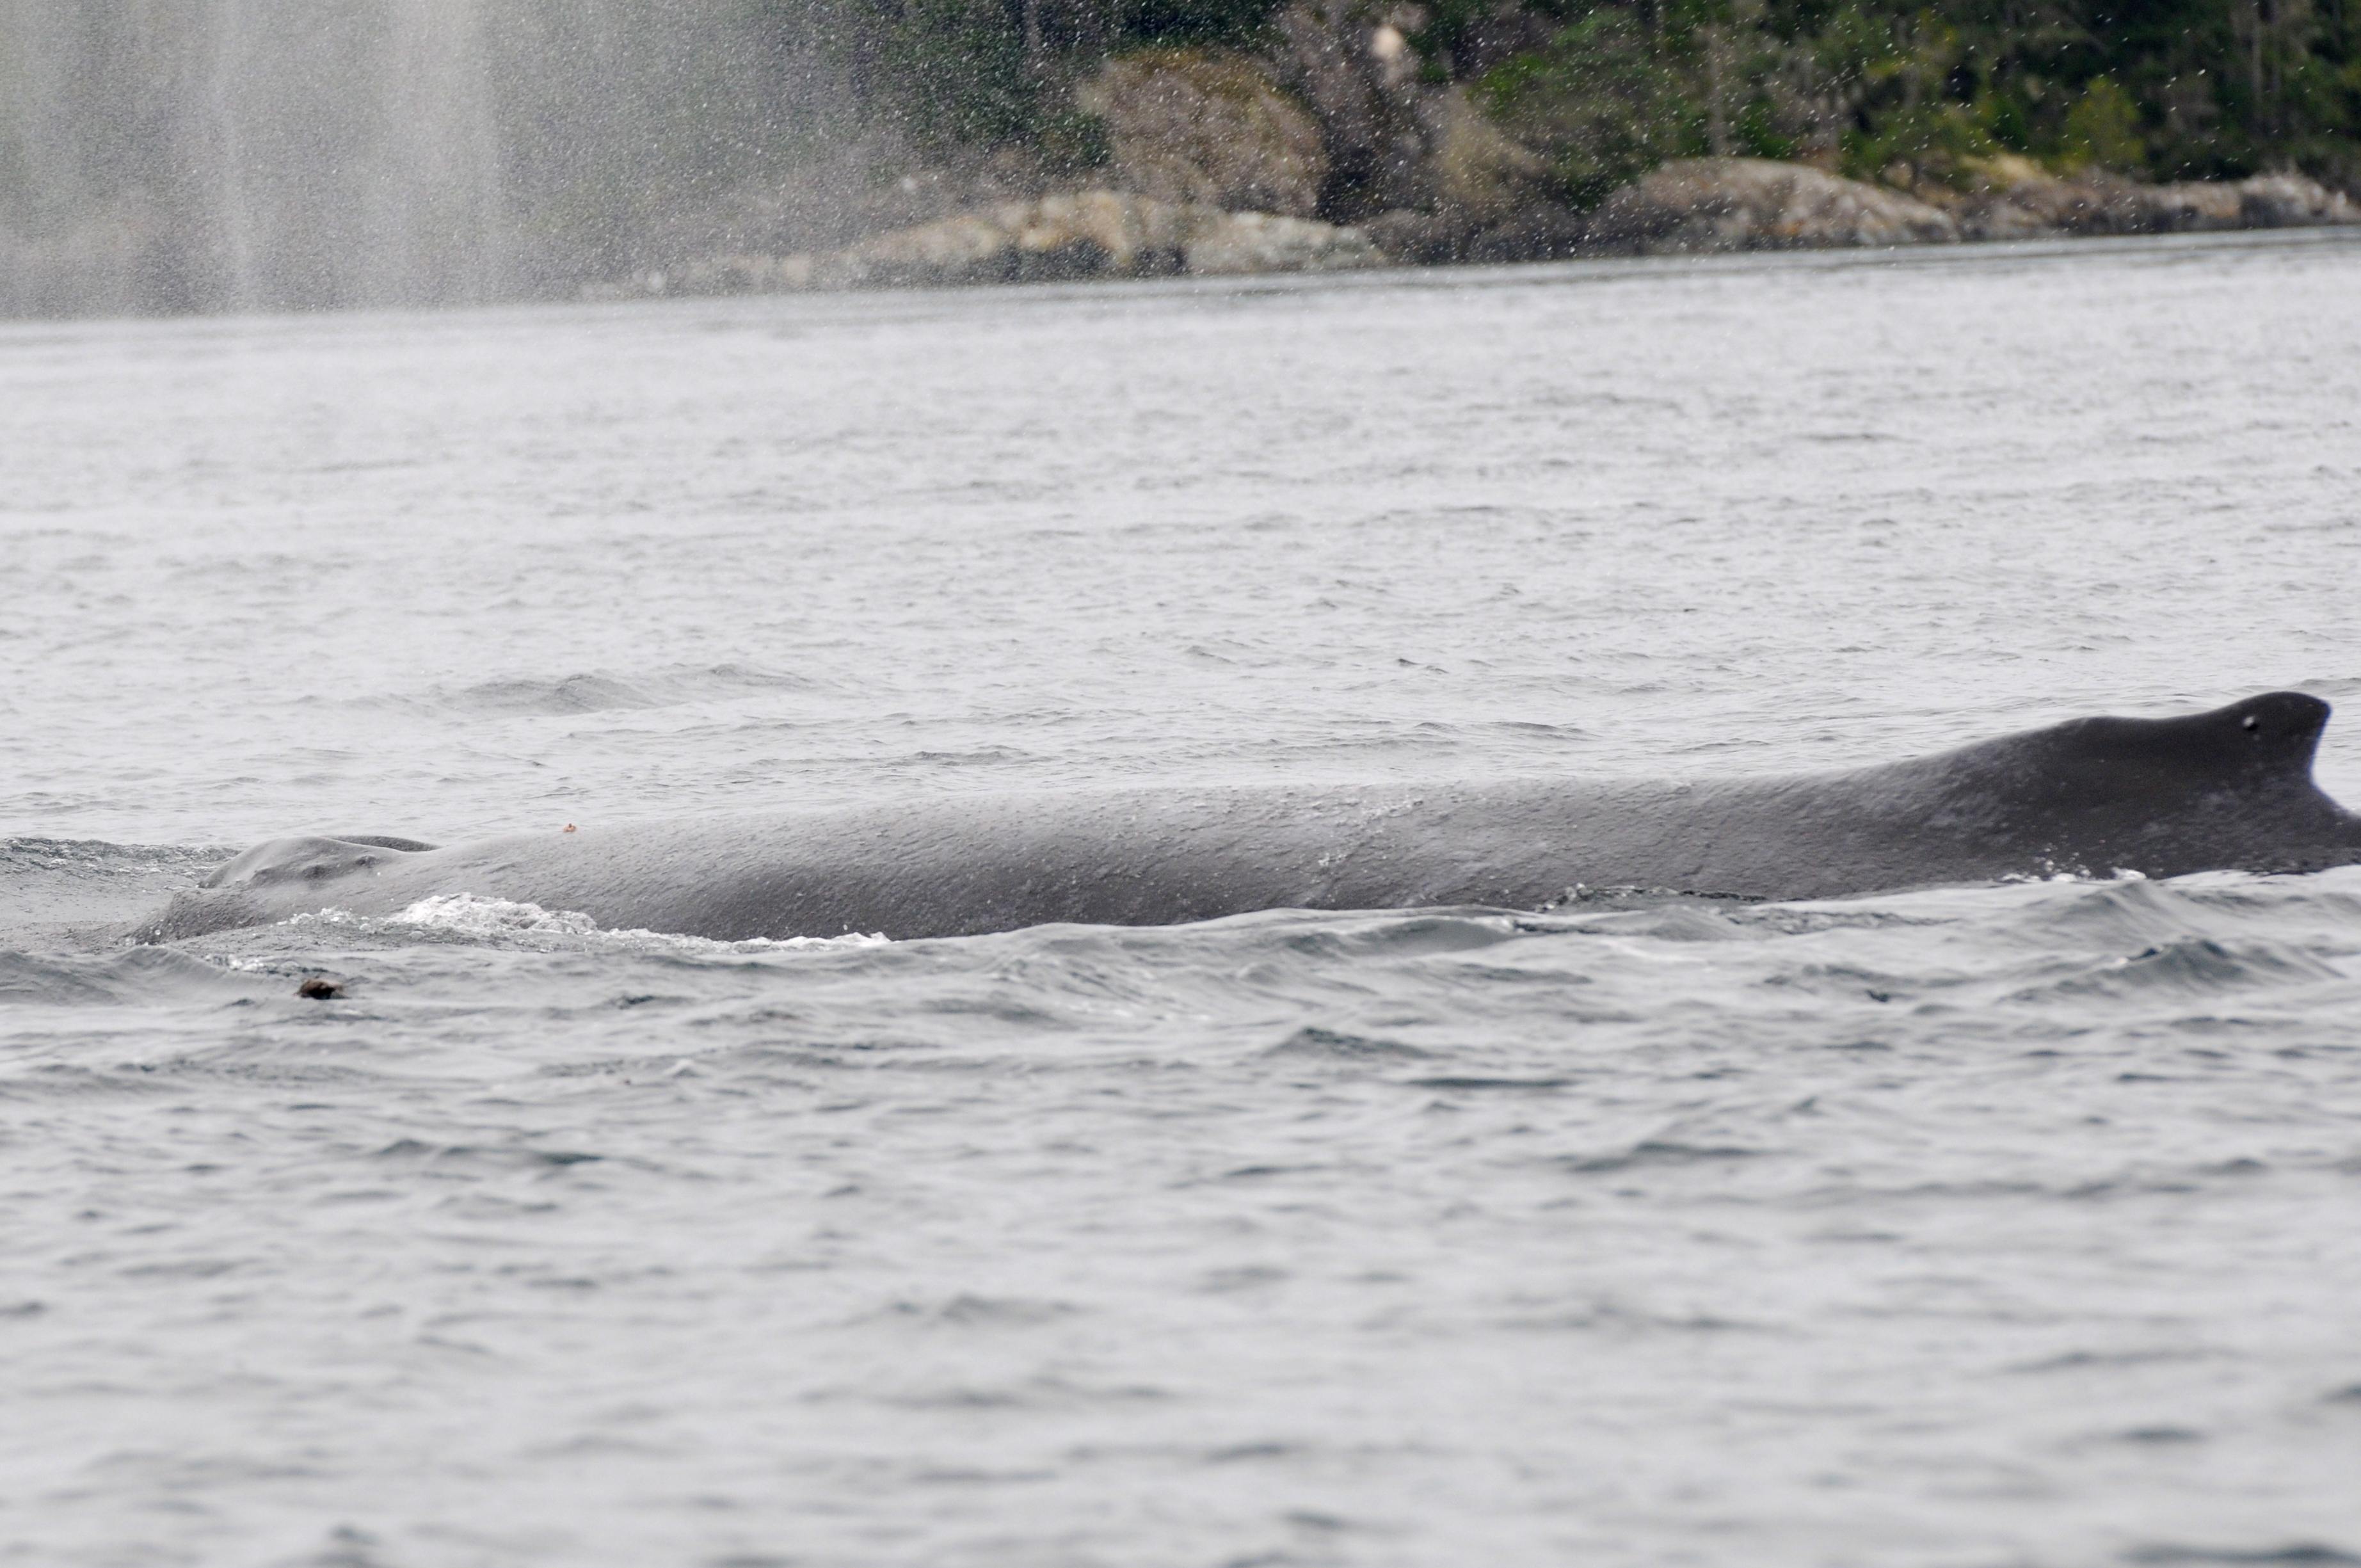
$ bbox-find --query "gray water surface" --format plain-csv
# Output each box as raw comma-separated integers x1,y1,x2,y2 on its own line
5,235,2361,1567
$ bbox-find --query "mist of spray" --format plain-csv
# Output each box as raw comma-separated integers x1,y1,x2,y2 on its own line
0,0,865,317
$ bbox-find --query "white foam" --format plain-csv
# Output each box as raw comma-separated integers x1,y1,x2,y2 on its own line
394,893,600,936
281,893,889,954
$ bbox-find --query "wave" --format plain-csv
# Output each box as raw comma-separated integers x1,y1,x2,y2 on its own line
0,945,257,1007
2010,935,2343,1004
452,663,823,714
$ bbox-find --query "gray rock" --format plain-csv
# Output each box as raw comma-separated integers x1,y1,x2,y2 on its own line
2232,172,2360,227
1585,157,1960,253
1075,51,1329,221
1269,0,1432,217
1362,202,1587,264
1267,0,1553,244
1416,86,1554,228
1182,209,1390,274
1949,163,2359,237
678,191,1386,293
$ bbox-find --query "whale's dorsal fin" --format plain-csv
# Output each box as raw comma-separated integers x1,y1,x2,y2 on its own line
1921,691,2339,829
2041,689,2326,791
1794,691,2355,887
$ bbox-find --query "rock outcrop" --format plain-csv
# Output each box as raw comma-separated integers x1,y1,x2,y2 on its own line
1075,51,1330,221
1267,4,1554,255
1180,208,1390,275
674,191,1386,294
1936,157,2360,239
1269,0,1435,216
1416,86,1553,226
1585,158,1961,253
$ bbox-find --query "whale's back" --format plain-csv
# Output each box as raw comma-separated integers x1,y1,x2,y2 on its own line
131,693,2361,942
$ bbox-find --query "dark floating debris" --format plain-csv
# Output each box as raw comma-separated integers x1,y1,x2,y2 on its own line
296,976,344,1000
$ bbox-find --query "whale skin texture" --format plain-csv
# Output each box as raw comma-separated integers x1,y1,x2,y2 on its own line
131,692,2361,944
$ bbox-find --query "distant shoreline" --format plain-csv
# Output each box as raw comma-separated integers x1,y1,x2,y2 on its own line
592,159,2360,301
689,223,2361,309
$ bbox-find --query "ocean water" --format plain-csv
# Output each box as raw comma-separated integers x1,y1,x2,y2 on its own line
4,232,2361,1567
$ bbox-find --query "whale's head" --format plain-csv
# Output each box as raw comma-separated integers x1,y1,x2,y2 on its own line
199,834,437,891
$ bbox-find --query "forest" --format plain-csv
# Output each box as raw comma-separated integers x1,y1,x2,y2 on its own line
794,0,2360,202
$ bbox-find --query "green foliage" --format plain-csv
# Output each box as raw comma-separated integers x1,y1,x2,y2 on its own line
868,0,1041,147
573,0,2360,192
1843,99,1997,182
1117,0,1287,44
1033,108,1114,171
1466,0,2354,192
2058,76,2146,170
1480,10,1706,205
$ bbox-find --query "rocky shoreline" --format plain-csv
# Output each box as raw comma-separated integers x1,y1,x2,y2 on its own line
671,192,1386,294
1581,157,2357,254
600,39,2358,300
615,156,2357,297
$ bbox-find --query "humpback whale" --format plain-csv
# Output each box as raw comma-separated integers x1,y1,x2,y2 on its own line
131,692,2361,944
